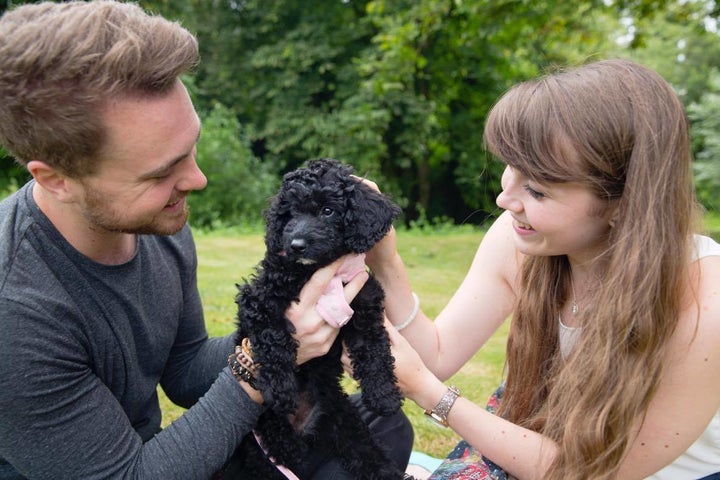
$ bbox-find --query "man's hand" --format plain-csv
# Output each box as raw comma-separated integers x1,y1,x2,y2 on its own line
286,256,369,365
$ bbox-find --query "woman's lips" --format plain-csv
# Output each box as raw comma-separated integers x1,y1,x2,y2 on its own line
512,218,535,235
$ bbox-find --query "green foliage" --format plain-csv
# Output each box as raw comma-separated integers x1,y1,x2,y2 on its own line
0,176,18,200
688,70,720,215
705,211,720,241
189,101,279,229
0,146,28,199
625,0,720,105
142,0,636,225
4,0,719,227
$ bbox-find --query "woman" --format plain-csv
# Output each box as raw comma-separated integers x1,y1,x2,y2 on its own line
364,59,720,479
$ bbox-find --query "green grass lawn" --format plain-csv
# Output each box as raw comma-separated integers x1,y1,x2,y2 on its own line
159,226,507,459
705,211,720,239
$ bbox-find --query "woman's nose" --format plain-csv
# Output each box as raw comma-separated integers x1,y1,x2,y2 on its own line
495,189,523,213
496,167,521,212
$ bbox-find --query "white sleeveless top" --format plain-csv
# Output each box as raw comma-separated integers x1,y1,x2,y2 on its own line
559,235,720,479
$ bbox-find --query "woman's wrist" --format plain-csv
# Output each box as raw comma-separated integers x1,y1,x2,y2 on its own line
366,244,403,278
424,385,462,428
394,292,420,331
238,378,264,404
405,372,447,411
367,251,418,322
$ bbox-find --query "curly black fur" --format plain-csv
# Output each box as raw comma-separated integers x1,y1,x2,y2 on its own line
229,159,405,479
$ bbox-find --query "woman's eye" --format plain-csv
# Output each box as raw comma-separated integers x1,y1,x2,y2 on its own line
523,184,545,199
320,206,334,216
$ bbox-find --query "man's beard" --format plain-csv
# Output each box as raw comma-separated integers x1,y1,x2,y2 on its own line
82,185,189,236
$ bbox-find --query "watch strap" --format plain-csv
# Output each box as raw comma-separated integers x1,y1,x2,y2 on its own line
424,385,461,427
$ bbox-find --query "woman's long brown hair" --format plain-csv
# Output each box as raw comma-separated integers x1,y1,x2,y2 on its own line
484,59,701,479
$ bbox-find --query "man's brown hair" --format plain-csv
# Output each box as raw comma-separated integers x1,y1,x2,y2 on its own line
0,0,199,176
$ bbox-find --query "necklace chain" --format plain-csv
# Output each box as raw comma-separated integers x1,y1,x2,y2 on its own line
570,275,579,315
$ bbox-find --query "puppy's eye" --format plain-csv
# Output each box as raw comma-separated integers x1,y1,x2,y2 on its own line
320,206,334,217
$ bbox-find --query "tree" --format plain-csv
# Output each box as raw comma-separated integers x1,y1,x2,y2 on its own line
622,0,720,105
154,0,628,223
4,0,718,221
190,99,279,229
0,146,29,197
688,70,720,214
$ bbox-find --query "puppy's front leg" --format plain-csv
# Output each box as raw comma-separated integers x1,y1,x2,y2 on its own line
237,280,300,414
344,314,403,416
251,322,300,414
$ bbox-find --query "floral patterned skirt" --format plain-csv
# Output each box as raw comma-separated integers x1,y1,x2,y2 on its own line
427,385,508,480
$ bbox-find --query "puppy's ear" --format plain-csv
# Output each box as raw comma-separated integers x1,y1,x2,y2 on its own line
344,181,402,252
263,191,288,254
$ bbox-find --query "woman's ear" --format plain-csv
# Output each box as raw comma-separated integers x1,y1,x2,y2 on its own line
27,160,76,203
607,204,619,228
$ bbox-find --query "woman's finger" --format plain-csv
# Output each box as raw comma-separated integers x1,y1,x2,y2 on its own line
350,174,381,192
343,270,369,304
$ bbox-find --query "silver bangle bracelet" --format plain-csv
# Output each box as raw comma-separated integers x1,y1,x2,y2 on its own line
394,292,419,332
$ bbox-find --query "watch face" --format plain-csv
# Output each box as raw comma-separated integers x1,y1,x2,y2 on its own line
424,410,449,427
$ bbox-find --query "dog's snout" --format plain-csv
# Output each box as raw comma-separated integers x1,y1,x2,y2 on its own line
290,238,308,253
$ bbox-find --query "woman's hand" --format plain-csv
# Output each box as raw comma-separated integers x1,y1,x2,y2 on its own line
383,318,438,401
351,175,400,271
365,225,399,271
286,256,369,365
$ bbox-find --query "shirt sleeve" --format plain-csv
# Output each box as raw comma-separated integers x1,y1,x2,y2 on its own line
158,246,237,408
0,298,262,480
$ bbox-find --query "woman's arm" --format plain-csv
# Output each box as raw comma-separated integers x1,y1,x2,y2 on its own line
368,211,519,380
386,320,557,480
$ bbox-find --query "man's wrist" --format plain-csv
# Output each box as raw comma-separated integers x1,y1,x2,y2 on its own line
228,340,263,404
228,341,259,390
237,378,264,404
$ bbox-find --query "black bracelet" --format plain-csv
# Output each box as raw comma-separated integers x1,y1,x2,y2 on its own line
228,352,259,390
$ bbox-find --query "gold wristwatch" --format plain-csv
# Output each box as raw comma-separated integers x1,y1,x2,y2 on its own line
424,385,461,427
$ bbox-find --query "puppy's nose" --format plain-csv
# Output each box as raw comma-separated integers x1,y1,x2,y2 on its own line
290,238,307,253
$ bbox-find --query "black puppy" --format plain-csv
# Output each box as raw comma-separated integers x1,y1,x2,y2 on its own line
229,159,405,479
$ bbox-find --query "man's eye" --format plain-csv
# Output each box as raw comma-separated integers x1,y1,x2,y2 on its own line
320,206,334,216
523,184,545,199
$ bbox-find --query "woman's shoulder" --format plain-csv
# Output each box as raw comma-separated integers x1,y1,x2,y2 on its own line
462,211,522,305
692,235,720,316
692,234,720,261
476,211,522,279
677,235,720,352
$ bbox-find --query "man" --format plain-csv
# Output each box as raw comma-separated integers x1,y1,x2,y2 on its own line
0,2,412,478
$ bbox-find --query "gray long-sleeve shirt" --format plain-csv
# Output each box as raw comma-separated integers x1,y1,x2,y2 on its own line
0,182,263,479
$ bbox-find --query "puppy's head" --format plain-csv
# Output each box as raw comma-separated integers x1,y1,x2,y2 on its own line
265,158,401,267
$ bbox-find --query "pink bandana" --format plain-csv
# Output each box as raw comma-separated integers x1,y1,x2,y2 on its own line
253,432,300,479
315,254,366,328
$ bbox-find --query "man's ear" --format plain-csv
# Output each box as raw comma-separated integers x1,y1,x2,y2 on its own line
26,160,76,203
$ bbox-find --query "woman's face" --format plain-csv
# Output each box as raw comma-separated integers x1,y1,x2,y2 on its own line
496,166,613,264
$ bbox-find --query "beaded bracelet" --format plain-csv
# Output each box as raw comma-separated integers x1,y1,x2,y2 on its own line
228,341,259,390
394,292,419,332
